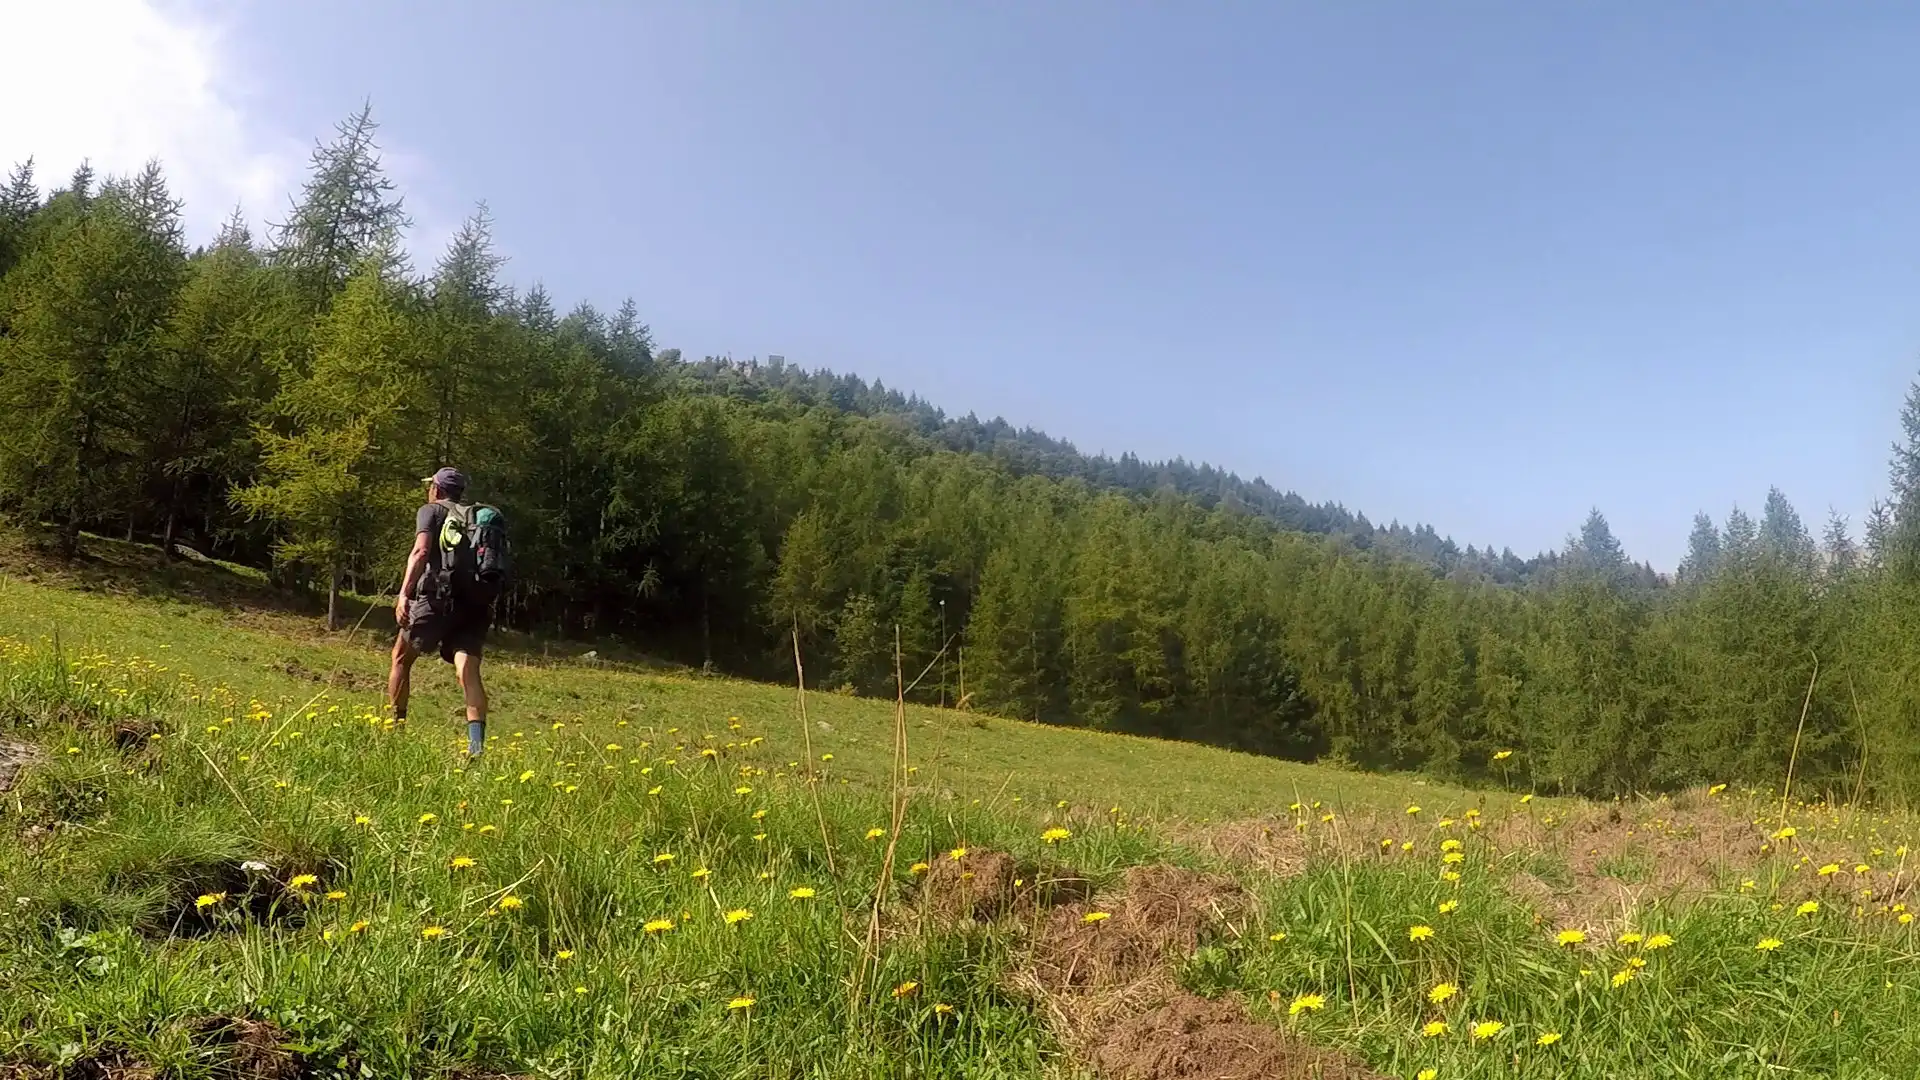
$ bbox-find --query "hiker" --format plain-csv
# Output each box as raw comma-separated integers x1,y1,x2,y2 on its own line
388,467,510,758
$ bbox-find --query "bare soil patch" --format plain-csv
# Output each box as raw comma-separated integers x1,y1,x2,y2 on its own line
1019,863,1386,1080
55,1046,158,1080
907,849,1093,925
0,739,43,794
1095,996,1383,1080
188,1015,304,1079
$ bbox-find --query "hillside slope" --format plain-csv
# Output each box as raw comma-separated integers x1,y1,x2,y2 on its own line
2,569,1917,1079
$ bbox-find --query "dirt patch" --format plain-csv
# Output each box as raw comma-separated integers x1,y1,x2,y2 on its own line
0,739,43,793
189,1015,304,1079
57,1047,158,1080
909,849,1093,924
1176,820,1311,878
1095,995,1383,1080
0,1061,56,1080
1017,864,1385,1080
271,657,375,692
1032,865,1245,999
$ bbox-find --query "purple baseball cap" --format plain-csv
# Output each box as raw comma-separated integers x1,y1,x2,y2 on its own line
422,466,468,493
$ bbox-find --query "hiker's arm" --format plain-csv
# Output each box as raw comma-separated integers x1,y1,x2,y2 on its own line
395,533,430,625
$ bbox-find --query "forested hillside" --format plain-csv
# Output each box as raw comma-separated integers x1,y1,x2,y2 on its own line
5,109,1920,802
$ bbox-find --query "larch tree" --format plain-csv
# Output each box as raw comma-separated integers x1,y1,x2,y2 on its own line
0,162,185,554
232,252,423,628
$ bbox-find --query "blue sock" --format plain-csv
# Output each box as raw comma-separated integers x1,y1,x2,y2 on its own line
467,720,486,757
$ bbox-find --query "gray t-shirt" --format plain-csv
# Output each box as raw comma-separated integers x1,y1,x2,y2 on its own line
416,501,452,578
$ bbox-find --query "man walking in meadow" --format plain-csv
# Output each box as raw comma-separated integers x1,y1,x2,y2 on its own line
388,467,511,759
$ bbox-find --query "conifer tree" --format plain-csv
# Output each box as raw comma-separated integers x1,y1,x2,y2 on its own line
232,252,423,627
1677,512,1722,584
0,158,39,280
1759,487,1816,570
270,104,409,307
1822,511,1857,579
0,163,185,554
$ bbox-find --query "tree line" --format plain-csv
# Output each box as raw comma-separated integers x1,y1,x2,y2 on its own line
6,109,1920,802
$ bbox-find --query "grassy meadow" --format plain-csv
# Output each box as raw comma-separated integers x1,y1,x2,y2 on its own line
2,545,1919,1079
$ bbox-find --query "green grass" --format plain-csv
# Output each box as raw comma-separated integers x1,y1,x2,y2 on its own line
2,561,1919,1079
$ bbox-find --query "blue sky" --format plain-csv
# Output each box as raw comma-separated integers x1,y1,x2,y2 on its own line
13,2,1920,569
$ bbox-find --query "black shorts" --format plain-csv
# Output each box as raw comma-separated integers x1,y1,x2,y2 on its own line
403,597,491,663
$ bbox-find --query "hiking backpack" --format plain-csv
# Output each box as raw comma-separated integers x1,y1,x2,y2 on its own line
434,501,512,604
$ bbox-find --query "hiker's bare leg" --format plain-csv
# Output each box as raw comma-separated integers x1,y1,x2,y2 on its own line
454,650,487,756
388,633,418,720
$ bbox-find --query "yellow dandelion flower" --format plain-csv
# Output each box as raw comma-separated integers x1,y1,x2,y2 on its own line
194,892,226,910
1438,899,1459,915
1042,827,1072,843
866,828,885,841
691,868,711,880
421,926,447,939
325,890,348,901
1520,793,1534,804
1610,969,1634,987
789,887,816,899
724,908,753,925
1708,783,1727,795
909,862,930,874
892,981,919,998
1428,982,1458,1004
1268,931,1287,942
1773,826,1796,840
653,852,675,864
1644,933,1673,950
1442,851,1464,865
1417,1071,1437,1080
1409,925,1435,942
933,1003,954,1015
1083,911,1112,924
1818,863,1840,877
643,918,674,934
1556,928,1585,947
1617,932,1643,945
450,857,476,870
1287,993,1325,1017
556,949,574,960
948,847,968,861
727,995,755,1011
1440,839,1462,853
1440,870,1461,882
1493,749,1514,761
1797,900,1820,916
1899,913,1914,925
498,895,523,911
478,824,496,835
1855,863,1872,874
349,920,370,933
1422,1021,1447,1037
1471,1020,1504,1040
288,874,318,890
353,815,371,826
1405,805,1422,816
1537,1031,1562,1046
